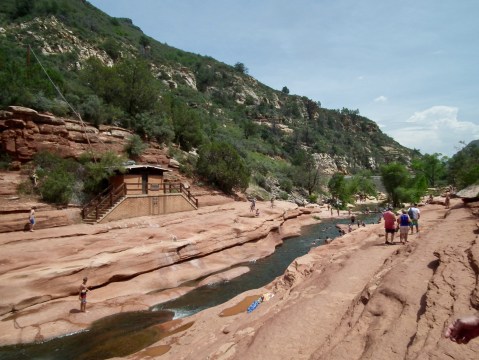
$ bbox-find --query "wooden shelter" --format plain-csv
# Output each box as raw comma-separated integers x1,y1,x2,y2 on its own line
82,164,198,223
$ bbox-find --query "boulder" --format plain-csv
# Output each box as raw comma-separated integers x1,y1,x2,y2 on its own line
456,184,479,199
169,158,180,168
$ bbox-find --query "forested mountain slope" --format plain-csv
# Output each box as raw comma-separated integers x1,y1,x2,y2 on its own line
0,0,414,187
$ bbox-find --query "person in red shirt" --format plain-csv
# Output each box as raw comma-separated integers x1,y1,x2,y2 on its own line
383,207,396,245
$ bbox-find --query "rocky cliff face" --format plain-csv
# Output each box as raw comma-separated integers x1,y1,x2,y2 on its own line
0,106,170,166
0,106,364,175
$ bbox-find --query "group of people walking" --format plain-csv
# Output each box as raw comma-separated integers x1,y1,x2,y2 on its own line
382,204,420,245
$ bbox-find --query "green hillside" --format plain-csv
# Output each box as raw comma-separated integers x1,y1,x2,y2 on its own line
0,0,415,196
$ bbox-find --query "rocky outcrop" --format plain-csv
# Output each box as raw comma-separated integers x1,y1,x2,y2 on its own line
0,106,169,166
11,16,117,68
154,64,198,90
457,184,479,200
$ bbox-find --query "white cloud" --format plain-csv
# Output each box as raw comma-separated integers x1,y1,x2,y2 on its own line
357,75,364,80
387,106,479,156
374,95,388,103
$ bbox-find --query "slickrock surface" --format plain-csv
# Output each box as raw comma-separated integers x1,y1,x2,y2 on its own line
129,199,479,360
0,197,324,346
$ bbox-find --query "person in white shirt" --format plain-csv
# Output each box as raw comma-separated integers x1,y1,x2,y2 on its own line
407,204,420,234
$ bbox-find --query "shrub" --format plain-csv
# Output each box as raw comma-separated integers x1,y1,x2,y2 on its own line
279,177,293,193
33,151,78,205
100,38,122,61
253,172,266,189
279,191,289,200
124,134,147,158
79,94,104,125
196,141,250,194
308,193,318,203
39,167,75,204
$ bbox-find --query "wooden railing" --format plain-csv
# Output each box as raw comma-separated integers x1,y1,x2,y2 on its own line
82,183,126,221
163,182,198,208
82,182,198,221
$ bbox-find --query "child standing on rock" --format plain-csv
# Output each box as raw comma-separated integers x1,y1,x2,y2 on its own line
29,206,36,232
79,277,90,312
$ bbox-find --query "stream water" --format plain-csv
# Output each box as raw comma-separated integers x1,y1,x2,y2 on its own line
0,214,377,360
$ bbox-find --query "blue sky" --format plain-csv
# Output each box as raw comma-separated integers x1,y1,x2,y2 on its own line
88,0,479,156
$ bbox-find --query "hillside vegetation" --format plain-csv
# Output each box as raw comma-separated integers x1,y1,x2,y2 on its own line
1,0,418,199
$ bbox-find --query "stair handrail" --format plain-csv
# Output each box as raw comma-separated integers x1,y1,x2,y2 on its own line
181,183,199,208
82,183,126,220
161,182,198,208
81,185,113,219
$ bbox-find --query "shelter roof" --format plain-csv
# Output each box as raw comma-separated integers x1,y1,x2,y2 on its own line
124,164,172,172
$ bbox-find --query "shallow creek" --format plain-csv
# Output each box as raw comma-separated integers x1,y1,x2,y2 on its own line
0,215,376,360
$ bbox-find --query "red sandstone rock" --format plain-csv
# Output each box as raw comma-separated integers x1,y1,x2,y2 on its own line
148,199,479,360
34,113,65,125
0,107,144,164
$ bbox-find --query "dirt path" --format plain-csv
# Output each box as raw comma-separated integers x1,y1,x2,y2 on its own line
150,199,479,360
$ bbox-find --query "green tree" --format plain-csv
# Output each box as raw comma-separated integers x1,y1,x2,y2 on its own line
78,95,104,125
292,149,323,196
80,151,126,195
380,162,426,207
0,46,63,109
161,96,204,151
196,141,250,194
11,0,34,19
100,38,122,61
328,173,352,207
81,57,158,116
139,35,151,48
233,62,248,74
114,58,158,115
304,98,320,120
447,141,479,189
281,86,290,94
240,118,259,139
348,170,377,198
411,153,447,188
132,112,174,144
380,162,410,207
